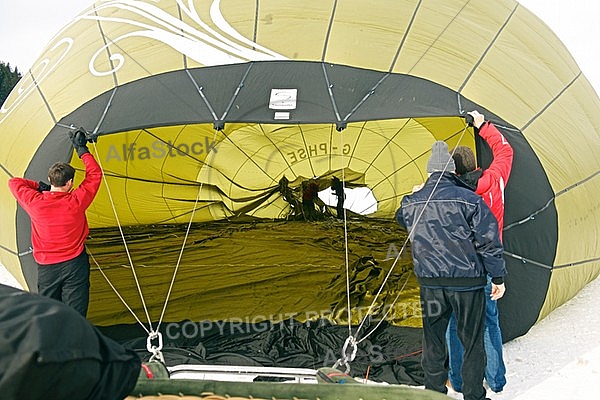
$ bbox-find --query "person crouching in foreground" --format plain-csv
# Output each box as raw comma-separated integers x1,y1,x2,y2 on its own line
395,141,506,400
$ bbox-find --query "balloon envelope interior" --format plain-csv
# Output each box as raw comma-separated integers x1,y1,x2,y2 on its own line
0,0,599,346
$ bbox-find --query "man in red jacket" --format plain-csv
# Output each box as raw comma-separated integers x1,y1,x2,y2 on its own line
446,110,514,395
8,129,102,317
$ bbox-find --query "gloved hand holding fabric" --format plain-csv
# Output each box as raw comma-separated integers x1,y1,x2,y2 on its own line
70,128,90,158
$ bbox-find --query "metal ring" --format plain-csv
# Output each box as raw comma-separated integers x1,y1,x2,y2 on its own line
146,331,163,354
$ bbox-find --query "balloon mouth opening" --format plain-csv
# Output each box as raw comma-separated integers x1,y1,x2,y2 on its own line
318,185,378,215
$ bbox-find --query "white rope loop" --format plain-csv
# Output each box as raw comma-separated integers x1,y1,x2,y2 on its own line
81,126,220,359
155,128,219,333
88,138,155,334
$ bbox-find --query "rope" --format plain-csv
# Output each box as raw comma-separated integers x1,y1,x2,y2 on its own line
155,129,220,333
330,127,357,371
89,251,151,335
340,130,352,340
87,130,219,361
82,124,219,358
351,122,470,347
89,140,155,334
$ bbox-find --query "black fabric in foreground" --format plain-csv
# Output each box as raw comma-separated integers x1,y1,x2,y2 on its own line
100,318,425,386
0,284,141,400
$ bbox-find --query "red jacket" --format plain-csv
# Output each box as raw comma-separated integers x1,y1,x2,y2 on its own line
8,153,102,265
475,122,514,240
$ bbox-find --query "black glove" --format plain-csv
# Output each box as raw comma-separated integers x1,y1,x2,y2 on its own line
69,128,90,158
37,181,51,192
464,113,475,127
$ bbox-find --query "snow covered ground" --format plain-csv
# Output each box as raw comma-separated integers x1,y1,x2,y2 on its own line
0,265,22,290
1,264,598,398
499,274,600,400
446,274,600,400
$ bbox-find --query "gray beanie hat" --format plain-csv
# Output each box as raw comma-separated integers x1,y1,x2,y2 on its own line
426,141,455,173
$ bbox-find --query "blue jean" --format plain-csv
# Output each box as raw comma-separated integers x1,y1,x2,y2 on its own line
446,278,506,393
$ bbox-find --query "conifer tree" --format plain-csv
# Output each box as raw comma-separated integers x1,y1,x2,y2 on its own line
0,61,22,105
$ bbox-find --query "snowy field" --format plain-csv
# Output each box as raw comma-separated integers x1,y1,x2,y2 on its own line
1,264,598,399
0,264,22,290
499,274,600,400
447,274,600,400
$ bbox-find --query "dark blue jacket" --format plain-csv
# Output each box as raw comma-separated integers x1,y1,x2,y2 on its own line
396,172,506,289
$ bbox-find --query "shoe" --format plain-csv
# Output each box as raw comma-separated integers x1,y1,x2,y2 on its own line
446,385,463,398
484,379,503,393
446,378,462,393
138,361,170,380
485,390,504,399
446,390,464,400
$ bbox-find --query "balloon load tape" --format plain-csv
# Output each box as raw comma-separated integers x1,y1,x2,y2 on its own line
69,127,99,143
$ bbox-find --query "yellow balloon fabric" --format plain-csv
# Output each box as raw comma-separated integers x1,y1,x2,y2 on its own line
1,0,599,342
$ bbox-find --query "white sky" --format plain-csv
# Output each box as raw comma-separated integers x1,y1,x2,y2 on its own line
2,0,597,215
1,1,599,95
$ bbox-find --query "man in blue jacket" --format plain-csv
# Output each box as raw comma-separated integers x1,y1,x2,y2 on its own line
396,141,506,400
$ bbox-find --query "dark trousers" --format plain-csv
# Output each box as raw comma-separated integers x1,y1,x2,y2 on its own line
37,250,90,317
420,286,487,400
